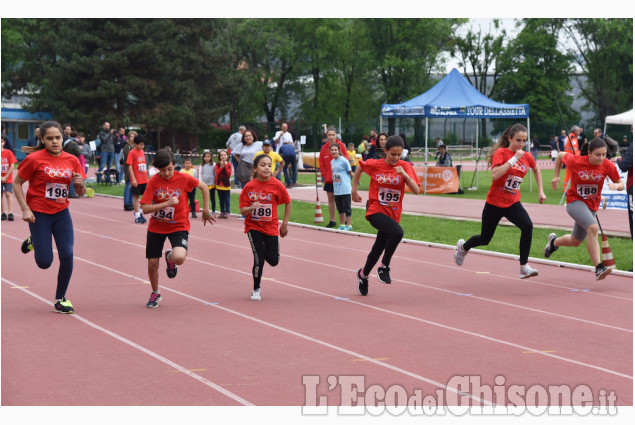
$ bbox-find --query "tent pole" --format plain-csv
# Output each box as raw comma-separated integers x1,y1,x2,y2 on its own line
475,118,479,189
424,117,428,195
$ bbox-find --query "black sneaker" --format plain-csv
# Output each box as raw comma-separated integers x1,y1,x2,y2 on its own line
146,292,162,308
7,213,14,221
191,212,197,218
377,266,392,284
544,233,558,258
124,204,134,211
54,297,74,314
357,269,369,296
165,250,177,279
595,264,612,281
326,221,337,228
21,236,33,254
1,213,6,220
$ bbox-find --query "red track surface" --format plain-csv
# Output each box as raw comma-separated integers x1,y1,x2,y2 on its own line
1,195,632,413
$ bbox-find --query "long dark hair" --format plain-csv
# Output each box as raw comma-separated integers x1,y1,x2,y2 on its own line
487,123,527,167
21,121,63,154
580,137,607,156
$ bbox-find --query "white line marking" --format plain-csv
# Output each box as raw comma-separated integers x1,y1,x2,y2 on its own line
0,277,254,406
4,231,630,381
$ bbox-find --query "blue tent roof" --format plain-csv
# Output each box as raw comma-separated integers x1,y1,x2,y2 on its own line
381,68,529,119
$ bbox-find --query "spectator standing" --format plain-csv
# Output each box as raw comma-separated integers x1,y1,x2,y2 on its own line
126,134,149,223
63,131,83,198
199,151,217,217
557,130,567,153
232,129,263,187
319,126,349,228
215,150,232,218
531,135,539,160
255,140,285,181
78,133,91,174
617,142,633,237
1,135,17,221
1,125,15,153
98,121,116,172
273,122,294,153
279,140,297,188
226,125,246,188
121,131,137,211
368,133,388,160
435,144,453,167
114,127,127,180
330,143,354,230
27,127,40,148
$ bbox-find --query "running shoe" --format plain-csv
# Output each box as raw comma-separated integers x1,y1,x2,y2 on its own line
544,233,558,258
191,212,197,218
454,239,467,266
146,292,162,308
250,289,261,301
337,225,346,230
326,221,337,228
520,265,539,279
165,250,177,279
595,264,612,281
21,236,33,254
54,297,74,314
357,269,369,296
344,225,353,231
8,213,14,221
1,213,6,220
377,265,392,284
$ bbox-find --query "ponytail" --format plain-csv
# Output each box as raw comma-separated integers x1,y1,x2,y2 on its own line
580,137,607,156
487,123,527,167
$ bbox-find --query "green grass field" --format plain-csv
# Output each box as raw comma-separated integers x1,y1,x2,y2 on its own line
90,177,632,271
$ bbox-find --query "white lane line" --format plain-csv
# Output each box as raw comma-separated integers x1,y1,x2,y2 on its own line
4,231,630,381
0,277,254,406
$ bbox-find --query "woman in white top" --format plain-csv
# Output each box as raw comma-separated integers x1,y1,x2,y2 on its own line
233,129,263,186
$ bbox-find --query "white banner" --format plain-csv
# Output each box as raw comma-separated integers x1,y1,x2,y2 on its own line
601,162,628,210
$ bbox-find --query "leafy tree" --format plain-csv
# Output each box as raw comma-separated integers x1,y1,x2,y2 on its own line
452,19,507,139
563,18,633,124
493,19,577,135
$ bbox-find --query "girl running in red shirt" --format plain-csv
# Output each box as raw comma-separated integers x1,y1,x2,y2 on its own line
13,121,87,313
140,149,216,308
239,154,292,301
352,135,420,296
454,123,546,279
545,138,624,280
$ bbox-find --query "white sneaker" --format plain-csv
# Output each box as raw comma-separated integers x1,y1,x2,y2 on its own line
520,264,539,279
454,239,467,266
250,289,261,301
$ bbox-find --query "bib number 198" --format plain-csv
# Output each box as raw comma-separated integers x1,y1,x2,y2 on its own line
45,183,68,203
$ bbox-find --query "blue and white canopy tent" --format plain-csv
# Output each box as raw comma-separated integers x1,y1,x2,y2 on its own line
380,68,530,192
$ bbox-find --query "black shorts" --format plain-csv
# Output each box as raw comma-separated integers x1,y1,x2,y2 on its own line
146,230,189,259
334,194,352,216
323,182,334,193
132,183,147,196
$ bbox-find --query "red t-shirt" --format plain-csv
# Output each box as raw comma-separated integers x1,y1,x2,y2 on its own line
239,177,291,236
126,148,148,184
140,171,200,234
319,140,349,183
17,149,86,214
563,153,621,211
1,149,17,184
360,158,417,223
486,148,536,208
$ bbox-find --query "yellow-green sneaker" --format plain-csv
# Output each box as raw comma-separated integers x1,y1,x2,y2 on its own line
21,236,33,254
54,297,74,314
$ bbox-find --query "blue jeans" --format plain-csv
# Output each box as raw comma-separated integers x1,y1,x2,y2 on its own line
281,154,296,186
99,151,115,171
230,155,239,186
123,180,133,206
115,151,123,177
29,209,75,300
217,189,230,213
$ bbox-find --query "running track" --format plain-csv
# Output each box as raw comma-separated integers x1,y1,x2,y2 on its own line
1,195,632,413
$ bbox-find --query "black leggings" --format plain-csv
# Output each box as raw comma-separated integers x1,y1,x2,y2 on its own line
463,201,533,264
363,213,404,276
247,230,280,290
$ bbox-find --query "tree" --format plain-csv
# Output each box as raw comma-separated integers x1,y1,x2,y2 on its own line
493,19,576,135
452,19,507,139
563,18,633,124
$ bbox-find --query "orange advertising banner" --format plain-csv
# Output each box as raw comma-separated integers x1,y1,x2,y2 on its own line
406,166,460,194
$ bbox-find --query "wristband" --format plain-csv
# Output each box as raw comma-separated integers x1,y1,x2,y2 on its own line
507,156,519,166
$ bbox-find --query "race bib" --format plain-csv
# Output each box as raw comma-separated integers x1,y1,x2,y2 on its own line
378,187,401,206
153,207,175,222
251,203,273,221
138,163,147,172
45,182,68,203
504,175,523,193
1,163,8,173
576,184,598,199
333,173,342,184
